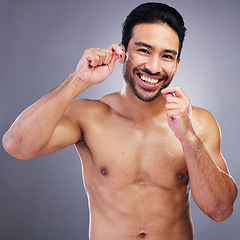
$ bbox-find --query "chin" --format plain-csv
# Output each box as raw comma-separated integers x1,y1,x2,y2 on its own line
133,88,163,102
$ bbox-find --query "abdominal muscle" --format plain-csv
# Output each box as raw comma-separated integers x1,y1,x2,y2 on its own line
86,178,193,240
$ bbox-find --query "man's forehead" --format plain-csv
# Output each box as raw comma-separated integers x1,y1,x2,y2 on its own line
130,23,179,51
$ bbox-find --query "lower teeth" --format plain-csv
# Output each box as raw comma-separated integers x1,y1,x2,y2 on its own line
145,80,157,85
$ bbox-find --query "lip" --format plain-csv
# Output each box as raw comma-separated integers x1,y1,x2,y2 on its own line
136,72,164,90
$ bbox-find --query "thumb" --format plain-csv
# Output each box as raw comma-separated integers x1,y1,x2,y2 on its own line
108,51,121,69
107,44,123,69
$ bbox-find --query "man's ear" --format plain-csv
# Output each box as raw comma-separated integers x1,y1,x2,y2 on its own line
118,43,126,64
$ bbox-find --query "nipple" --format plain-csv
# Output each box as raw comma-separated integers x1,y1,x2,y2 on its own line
100,167,109,176
176,172,184,180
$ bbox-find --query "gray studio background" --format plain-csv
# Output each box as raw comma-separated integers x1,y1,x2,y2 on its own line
1,0,240,239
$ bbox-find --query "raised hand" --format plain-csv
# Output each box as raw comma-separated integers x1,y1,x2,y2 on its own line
161,86,194,141
74,44,123,85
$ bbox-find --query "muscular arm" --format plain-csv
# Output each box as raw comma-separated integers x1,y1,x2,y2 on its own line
2,76,89,159
2,44,123,159
161,86,237,222
181,112,237,222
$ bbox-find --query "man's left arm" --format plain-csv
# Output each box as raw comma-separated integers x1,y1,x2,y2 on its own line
162,86,238,222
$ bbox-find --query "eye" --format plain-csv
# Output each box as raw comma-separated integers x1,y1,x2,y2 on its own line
163,54,174,60
137,48,150,54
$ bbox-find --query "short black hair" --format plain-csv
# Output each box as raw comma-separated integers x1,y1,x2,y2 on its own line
122,2,186,59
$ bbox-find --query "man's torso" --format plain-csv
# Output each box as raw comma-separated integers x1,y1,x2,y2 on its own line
74,92,201,239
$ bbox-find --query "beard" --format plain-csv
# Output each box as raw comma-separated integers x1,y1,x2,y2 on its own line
123,63,174,102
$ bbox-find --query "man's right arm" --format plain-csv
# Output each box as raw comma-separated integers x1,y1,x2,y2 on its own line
2,44,123,159
2,75,89,159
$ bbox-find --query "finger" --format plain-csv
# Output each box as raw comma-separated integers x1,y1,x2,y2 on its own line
166,99,191,115
92,48,110,66
82,48,108,67
165,109,179,121
101,49,114,65
166,103,189,114
108,43,123,55
83,48,100,67
165,97,190,110
165,94,179,103
165,102,178,111
162,86,188,99
108,44,123,64
166,106,189,119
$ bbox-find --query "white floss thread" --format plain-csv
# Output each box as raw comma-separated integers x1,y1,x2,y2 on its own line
165,131,175,158
125,53,144,75
72,65,89,81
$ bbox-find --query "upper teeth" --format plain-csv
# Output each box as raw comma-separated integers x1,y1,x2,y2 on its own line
140,75,159,84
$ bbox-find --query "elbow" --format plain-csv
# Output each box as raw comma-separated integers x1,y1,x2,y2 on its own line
208,203,234,222
210,185,238,222
2,132,30,160
2,132,15,155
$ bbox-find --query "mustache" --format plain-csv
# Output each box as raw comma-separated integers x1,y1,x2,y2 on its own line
133,67,168,80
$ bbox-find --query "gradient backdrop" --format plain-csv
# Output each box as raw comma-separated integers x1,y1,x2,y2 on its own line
1,0,240,239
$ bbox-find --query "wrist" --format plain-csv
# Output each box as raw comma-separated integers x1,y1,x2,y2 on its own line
179,130,198,146
66,73,92,97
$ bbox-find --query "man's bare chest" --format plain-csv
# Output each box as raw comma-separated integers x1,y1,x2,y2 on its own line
78,113,188,189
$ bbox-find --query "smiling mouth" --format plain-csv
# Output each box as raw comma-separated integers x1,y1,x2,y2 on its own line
137,73,162,85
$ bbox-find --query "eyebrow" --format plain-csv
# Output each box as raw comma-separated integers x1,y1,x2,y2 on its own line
164,49,178,56
134,41,178,56
134,41,153,49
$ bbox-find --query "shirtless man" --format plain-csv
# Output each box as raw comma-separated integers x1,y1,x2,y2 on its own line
2,2,237,240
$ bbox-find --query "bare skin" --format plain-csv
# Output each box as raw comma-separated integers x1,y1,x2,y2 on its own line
2,23,237,240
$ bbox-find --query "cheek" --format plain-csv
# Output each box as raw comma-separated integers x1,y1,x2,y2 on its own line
128,52,147,67
123,61,132,82
123,60,136,76
166,63,177,78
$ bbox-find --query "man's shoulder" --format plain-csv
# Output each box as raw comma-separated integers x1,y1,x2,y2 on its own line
191,106,219,139
98,91,121,105
69,92,120,116
192,106,216,122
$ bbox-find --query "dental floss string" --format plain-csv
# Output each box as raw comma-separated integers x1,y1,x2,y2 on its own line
72,65,88,81
125,53,144,74
165,131,175,158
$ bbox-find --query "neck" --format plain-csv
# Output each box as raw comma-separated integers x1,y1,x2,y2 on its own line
120,83,166,121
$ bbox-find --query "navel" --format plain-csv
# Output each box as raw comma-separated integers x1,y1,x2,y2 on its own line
138,232,146,238
100,167,109,176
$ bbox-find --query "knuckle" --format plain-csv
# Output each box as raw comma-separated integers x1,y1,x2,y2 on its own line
186,100,191,108
94,55,100,62
106,49,113,55
84,48,95,57
186,98,190,104
183,104,188,111
97,51,104,59
112,43,118,49
166,111,171,118
84,49,91,55
180,108,185,114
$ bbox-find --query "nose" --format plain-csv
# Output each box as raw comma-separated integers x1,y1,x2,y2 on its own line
144,55,162,75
